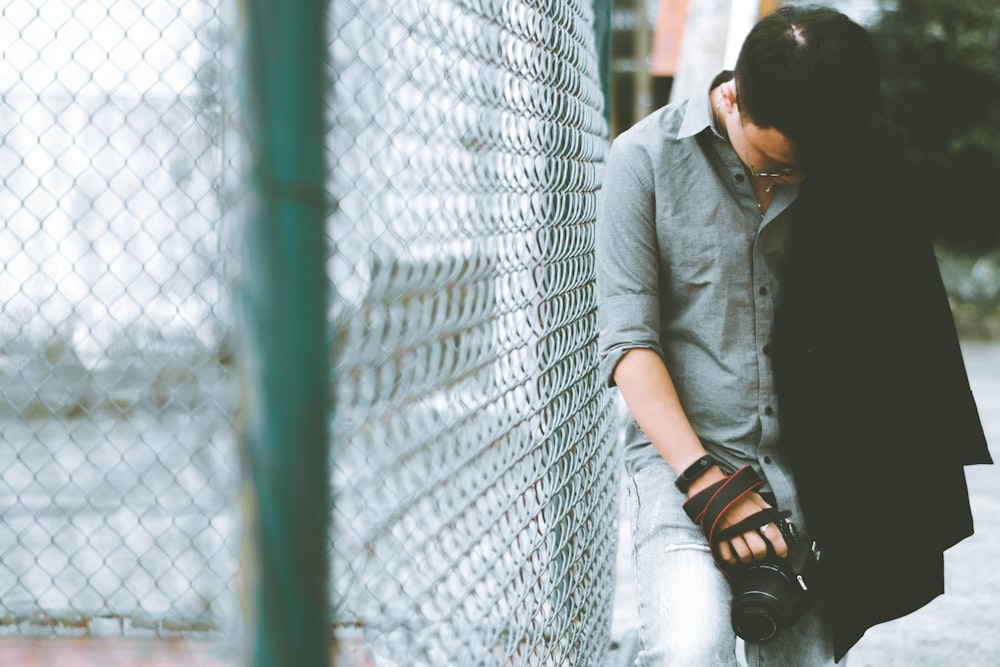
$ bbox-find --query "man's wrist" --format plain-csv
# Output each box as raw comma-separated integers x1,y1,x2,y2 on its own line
686,466,727,497
675,454,719,493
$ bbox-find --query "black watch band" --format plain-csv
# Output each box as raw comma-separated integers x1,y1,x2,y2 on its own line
675,455,716,493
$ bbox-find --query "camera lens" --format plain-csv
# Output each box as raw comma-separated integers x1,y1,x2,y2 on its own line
731,563,790,642
732,594,781,642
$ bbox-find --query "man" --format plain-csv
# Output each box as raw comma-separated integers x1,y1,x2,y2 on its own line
596,5,990,665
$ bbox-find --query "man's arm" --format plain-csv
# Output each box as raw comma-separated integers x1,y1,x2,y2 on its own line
613,348,786,563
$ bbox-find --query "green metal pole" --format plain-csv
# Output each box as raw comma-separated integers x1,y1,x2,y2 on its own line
239,1,331,666
593,0,612,123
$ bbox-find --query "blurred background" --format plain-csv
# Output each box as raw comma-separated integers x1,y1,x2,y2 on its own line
0,0,996,665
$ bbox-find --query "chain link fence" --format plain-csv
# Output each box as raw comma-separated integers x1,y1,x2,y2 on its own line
0,0,240,636
328,2,618,664
2,0,619,663
0,0,238,634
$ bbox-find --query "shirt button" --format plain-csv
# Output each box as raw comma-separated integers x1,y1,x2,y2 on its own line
764,406,774,416
763,344,772,356
764,456,773,464
734,173,745,182
759,286,768,296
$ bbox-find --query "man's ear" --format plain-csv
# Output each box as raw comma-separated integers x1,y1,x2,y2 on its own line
719,81,738,115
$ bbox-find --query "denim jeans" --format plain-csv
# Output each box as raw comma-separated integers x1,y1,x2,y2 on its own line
626,460,844,666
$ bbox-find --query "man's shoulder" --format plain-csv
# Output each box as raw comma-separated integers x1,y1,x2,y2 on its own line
614,101,689,150
609,100,692,171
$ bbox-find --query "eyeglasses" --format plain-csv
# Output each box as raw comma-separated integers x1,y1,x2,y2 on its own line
744,147,802,180
753,169,801,179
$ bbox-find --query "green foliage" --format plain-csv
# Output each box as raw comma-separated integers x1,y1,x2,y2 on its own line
870,0,1000,253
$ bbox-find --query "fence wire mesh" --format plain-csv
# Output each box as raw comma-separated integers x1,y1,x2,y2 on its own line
0,0,240,635
2,0,619,663
326,1,618,664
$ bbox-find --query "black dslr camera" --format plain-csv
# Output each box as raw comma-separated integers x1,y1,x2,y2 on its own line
728,519,821,643
682,465,822,644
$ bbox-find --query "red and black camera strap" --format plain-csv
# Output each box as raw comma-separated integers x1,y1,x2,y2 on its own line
682,465,791,575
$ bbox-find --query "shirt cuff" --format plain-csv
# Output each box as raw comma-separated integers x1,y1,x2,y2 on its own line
598,293,662,387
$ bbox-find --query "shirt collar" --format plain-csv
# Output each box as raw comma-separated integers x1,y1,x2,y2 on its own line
677,70,734,140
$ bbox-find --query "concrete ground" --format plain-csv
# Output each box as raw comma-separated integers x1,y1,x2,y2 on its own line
611,340,1000,666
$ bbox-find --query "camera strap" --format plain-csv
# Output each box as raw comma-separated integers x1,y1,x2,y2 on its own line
682,465,762,525
682,465,791,574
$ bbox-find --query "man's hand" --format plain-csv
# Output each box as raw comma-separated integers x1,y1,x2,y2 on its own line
715,493,788,564
688,467,789,564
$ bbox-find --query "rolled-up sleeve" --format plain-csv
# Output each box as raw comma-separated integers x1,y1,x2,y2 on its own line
596,137,663,387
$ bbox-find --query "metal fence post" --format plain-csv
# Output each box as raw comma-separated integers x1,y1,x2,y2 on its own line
593,0,612,122
239,1,331,665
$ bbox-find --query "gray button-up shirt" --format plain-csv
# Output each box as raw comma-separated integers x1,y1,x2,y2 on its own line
596,76,804,522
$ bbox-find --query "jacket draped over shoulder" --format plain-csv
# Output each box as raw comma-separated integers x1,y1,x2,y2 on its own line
773,117,992,660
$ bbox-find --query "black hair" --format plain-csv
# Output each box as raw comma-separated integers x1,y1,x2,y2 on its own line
734,5,880,171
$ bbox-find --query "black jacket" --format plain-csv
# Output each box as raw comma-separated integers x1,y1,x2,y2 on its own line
773,118,993,661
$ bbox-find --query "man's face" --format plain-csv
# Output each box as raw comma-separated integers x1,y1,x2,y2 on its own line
734,116,806,186
718,81,806,185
